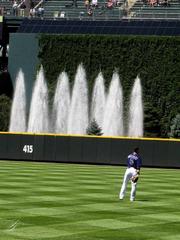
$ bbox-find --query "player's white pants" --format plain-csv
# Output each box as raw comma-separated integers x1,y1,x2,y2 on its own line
119,167,137,201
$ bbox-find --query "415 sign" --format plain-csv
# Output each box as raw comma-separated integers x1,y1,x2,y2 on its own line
23,145,33,153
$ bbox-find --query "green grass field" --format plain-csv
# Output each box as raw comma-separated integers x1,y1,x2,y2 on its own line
0,161,180,240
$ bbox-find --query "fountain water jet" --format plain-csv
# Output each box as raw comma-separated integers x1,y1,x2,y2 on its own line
128,76,143,137
102,72,124,136
91,72,106,128
9,66,144,137
52,72,70,133
27,66,49,133
67,64,89,134
9,69,26,132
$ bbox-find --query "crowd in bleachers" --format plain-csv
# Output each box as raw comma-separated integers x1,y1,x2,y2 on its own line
144,0,171,7
0,0,45,18
0,0,178,19
1,1,119,18
29,0,45,18
82,0,122,16
12,0,27,16
0,0,26,16
65,0,119,17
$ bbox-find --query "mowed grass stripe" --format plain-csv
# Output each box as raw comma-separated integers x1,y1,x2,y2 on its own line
0,161,180,240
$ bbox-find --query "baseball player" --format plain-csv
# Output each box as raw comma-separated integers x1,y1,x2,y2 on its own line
119,147,142,201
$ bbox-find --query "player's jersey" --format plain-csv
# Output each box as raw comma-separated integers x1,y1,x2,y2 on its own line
127,152,142,169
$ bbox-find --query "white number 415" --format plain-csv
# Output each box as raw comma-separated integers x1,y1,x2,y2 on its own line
23,145,33,153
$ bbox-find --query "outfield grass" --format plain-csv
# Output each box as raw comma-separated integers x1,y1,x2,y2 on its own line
0,161,180,240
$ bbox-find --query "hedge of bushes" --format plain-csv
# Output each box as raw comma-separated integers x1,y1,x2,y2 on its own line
0,70,12,131
37,34,180,138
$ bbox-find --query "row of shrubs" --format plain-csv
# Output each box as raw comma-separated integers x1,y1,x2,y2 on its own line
38,34,180,138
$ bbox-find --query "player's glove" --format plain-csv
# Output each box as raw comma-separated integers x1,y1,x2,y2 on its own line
131,174,139,183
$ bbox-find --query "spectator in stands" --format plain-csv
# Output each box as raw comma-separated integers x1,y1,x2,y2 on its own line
12,0,18,16
142,0,147,6
37,5,44,18
112,0,117,6
116,0,121,6
0,7,5,16
163,0,170,6
20,2,26,17
30,0,35,8
87,6,93,15
29,7,36,17
149,0,156,6
107,0,114,8
85,0,90,9
72,0,78,7
92,0,98,7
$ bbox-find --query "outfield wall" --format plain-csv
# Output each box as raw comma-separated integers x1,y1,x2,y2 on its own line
0,133,179,168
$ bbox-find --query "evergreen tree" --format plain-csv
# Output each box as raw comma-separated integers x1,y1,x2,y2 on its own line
169,114,180,138
0,94,11,131
86,119,103,136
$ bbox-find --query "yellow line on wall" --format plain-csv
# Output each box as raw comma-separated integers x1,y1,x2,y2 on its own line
0,131,179,142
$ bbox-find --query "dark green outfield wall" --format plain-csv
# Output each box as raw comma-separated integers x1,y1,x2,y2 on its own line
8,33,180,137
0,133,179,168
